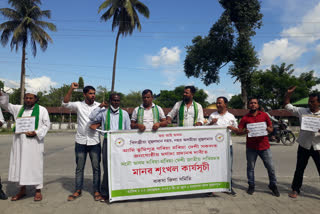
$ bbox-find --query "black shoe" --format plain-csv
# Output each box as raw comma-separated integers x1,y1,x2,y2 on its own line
225,188,236,196
0,189,8,200
269,185,280,197
247,186,255,195
230,188,237,196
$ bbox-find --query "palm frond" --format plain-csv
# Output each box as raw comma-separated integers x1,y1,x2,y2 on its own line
134,1,150,18
35,20,57,32
124,0,135,27
0,8,21,20
98,0,114,13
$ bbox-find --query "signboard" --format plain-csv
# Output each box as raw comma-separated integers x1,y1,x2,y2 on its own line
107,126,231,202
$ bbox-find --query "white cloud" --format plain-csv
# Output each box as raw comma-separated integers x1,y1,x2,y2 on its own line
148,46,181,67
205,89,234,104
0,76,57,94
259,2,320,67
260,38,306,66
161,69,183,87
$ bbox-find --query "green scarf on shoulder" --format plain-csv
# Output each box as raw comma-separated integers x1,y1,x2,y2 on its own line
104,108,123,138
178,101,198,126
13,103,40,132
137,105,160,124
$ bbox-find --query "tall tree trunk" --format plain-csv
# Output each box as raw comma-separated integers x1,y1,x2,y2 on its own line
241,81,248,109
20,45,26,105
111,30,121,93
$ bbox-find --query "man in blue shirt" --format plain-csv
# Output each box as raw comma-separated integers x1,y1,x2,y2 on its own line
89,93,131,202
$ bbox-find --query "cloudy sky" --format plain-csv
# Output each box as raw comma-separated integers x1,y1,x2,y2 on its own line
1,0,320,102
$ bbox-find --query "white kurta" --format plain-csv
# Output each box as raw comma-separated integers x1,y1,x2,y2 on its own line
0,94,50,187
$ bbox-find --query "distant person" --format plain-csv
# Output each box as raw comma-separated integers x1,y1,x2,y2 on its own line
208,96,238,195
284,86,320,198
89,93,131,202
167,86,204,126
0,90,50,201
62,83,102,201
235,98,280,197
0,108,8,200
131,89,167,131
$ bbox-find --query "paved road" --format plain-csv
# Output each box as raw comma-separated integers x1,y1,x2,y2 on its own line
0,132,319,214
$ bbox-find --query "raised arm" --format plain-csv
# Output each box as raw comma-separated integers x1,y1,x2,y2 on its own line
63,82,79,103
284,86,296,107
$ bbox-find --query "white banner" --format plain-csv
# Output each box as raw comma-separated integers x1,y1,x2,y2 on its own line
107,126,231,202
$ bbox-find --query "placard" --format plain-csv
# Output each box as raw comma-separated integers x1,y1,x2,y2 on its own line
301,115,320,132
15,116,35,133
247,122,268,137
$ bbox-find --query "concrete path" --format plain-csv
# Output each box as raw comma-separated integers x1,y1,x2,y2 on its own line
0,133,319,214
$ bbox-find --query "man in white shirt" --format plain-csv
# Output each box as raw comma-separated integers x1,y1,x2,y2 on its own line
131,89,167,131
167,86,204,127
62,83,102,201
284,86,320,198
208,96,237,195
0,90,50,201
0,108,8,200
89,93,131,202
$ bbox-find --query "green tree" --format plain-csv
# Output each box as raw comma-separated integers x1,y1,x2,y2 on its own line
249,63,320,109
184,0,262,108
0,0,56,104
121,91,141,107
98,0,150,92
78,77,84,88
228,94,243,109
0,80,4,90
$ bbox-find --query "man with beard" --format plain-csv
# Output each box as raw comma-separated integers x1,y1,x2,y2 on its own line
62,83,102,201
131,89,167,131
236,98,280,197
167,86,204,126
284,86,320,198
89,93,131,202
0,90,50,201
207,96,237,195
0,108,8,200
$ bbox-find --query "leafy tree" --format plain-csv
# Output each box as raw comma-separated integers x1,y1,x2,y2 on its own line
228,94,243,109
249,63,320,109
78,77,84,88
0,80,4,90
184,0,262,108
98,0,150,92
154,86,209,108
121,91,141,107
0,0,57,104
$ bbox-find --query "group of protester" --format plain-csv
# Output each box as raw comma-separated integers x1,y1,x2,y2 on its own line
0,84,319,202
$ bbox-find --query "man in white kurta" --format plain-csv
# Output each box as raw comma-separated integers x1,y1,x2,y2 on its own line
0,91,50,201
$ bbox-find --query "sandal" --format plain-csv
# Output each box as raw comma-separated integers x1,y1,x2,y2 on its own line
67,190,82,201
34,191,42,201
288,190,298,198
11,192,26,201
94,192,102,201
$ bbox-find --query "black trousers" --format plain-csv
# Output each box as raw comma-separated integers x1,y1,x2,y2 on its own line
291,145,320,192
101,138,109,197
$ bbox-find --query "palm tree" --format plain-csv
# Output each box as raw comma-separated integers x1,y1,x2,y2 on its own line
98,0,150,92
0,0,56,104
